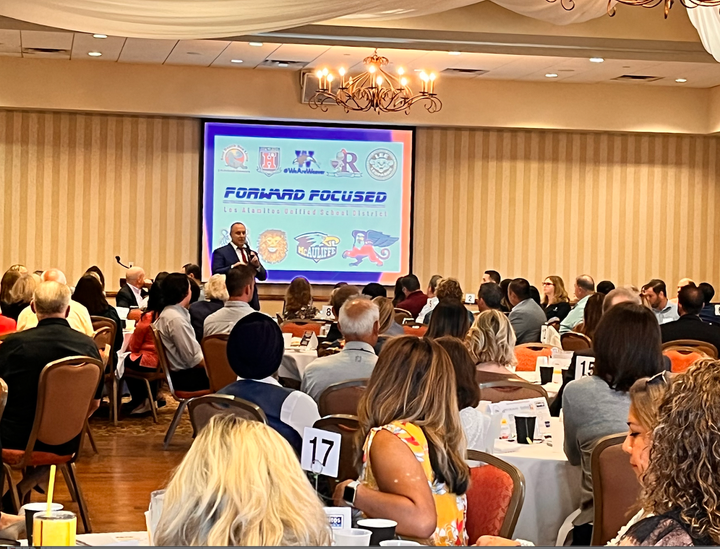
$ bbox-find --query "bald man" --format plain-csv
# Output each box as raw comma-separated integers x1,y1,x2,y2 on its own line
116,267,148,309
559,274,596,334
16,269,94,336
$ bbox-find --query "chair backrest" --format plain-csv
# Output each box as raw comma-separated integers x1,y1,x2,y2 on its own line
22,356,103,463
466,449,526,542
280,322,322,337
151,325,179,398
0,378,8,421
91,316,117,351
201,334,237,392
478,380,549,404
393,308,413,325
187,394,267,437
662,339,718,359
514,343,553,372
561,332,592,352
318,379,368,416
92,326,113,354
662,347,707,373
591,434,641,546
313,414,360,483
402,323,428,337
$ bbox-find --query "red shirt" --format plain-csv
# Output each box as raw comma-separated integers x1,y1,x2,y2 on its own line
0,315,16,336
396,291,429,318
128,312,158,369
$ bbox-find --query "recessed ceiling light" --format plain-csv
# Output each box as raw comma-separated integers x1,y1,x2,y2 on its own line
92,34,107,39
589,57,604,63
675,78,687,83
545,73,558,78
249,42,263,47
277,62,289,67
230,59,243,63
449,51,461,56
87,51,102,57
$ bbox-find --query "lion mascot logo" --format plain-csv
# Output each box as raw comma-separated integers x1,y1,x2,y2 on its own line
257,229,289,264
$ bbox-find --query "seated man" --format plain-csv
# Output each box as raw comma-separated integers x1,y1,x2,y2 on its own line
324,284,360,343
301,297,380,402
661,284,720,354
219,313,320,454
395,274,428,318
16,269,94,336
154,273,209,392
507,278,546,344
699,282,720,325
0,281,102,456
116,266,148,309
203,265,255,337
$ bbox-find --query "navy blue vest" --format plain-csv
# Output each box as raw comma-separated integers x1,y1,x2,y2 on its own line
218,380,303,453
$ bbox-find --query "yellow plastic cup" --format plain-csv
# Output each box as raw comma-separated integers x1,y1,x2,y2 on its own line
33,510,77,546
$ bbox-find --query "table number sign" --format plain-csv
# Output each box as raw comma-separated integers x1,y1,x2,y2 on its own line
301,427,342,478
575,356,596,380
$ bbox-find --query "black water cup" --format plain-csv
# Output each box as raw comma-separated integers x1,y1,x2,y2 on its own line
539,365,554,385
515,415,536,444
356,519,397,546
21,503,62,545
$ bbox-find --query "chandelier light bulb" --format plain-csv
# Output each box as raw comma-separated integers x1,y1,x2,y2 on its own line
429,73,436,81
369,65,376,74
400,77,408,86
397,67,405,75
315,70,323,79
322,68,329,76
339,67,346,76
376,76,384,85
419,72,429,81
327,74,334,82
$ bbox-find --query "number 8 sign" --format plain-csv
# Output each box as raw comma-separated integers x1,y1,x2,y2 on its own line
301,427,342,478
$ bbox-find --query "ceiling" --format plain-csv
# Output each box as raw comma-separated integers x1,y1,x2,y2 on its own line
2,29,720,88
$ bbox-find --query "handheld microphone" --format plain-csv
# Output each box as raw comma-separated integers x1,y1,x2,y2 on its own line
115,256,131,269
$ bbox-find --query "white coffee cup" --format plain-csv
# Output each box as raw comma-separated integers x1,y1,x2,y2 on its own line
380,541,422,546
333,528,372,546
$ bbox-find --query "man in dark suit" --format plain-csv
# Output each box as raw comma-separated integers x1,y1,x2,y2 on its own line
661,284,720,354
116,266,148,309
211,222,266,310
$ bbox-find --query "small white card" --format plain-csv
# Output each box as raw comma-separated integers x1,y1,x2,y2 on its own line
465,293,476,304
324,507,352,530
489,397,552,440
320,305,335,320
301,427,342,478
575,356,596,380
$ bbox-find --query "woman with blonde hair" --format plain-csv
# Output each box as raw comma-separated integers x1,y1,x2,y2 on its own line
283,276,318,321
466,310,523,384
154,415,332,546
4,273,41,321
333,336,470,546
372,296,403,354
541,275,571,321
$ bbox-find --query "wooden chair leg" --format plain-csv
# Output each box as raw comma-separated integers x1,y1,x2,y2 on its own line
65,463,91,533
144,379,158,423
2,464,19,514
60,464,78,502
163,399,188,449
84,422,99,454
112,376,119,426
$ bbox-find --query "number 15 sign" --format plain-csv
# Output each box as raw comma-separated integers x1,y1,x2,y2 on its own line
301,427,342,478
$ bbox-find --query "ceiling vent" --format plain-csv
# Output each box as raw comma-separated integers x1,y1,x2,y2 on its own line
612,74,663,83
442,67,489,77
22,47,70,58
259,59,308,69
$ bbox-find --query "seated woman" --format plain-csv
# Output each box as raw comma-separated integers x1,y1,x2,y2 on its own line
283,276,319,321
435,336,490,452
154,273,209,392
562,303,664,545
541,275,571,322
154,415,332,546
72,274,124,356
4,273,39,321
426,299,471,339
465,310,524,385
333,336,469,546
188,274,228,341
372,296,404,354
0,268,22,318
424,278,474,326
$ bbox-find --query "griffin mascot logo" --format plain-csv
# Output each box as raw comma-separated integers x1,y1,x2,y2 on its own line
295,232,340,263
257,230,288,264
343,230,399,266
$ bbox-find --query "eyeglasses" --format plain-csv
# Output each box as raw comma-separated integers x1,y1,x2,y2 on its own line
542,282,554,286
646,371,669,387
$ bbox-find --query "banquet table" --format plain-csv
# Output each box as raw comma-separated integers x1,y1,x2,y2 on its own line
492,417,581,546
21,531,149,546
277,348,319,381
515,370,562,400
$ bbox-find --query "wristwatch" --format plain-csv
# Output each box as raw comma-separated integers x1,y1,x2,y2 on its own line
343,480,360,506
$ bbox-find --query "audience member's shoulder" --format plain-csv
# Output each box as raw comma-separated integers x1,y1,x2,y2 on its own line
563,375,597,395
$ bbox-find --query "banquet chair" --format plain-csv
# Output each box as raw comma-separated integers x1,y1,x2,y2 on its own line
561,332,592,352
514,343,553,372
591,434,641,546
280,321,323,337
313,414,360,484
661,339,717,358
478,380,549,404
466,450,525,542
201,334,237,392
187,394,267,437
402,323,428,337
91,317,119,425
393,308,413,325
318,379,368,416
2,356,102,532
662,347,707,373
151,327,211,449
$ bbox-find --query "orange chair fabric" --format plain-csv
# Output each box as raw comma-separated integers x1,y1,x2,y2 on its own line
663,349,704,373
281,322,322,337
466,463,515,543
402,325,428,337
1,449,72,467
514,346,552,372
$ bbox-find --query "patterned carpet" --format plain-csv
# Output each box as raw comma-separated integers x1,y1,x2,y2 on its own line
88,393,193,438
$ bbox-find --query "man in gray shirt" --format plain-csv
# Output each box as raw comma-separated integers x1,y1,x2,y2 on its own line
203,265,256,337
301,297,380,402
507,278,546,344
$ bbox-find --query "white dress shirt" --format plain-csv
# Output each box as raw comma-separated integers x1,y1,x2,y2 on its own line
255,376,321,437
233,243,249,265
129,284,147,309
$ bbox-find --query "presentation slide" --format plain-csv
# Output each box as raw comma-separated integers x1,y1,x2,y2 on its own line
202,122,413,285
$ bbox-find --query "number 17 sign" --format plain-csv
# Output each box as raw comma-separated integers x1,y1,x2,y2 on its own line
301,427,342,478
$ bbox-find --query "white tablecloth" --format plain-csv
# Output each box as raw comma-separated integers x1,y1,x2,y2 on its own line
278,349,319,381
116,330,133,379
497,417,581,546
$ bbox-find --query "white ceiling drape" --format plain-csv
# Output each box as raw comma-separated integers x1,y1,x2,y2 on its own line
686,6,720,63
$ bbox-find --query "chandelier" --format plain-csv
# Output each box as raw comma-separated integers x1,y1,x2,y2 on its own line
308,50,442,115
547,0,720,18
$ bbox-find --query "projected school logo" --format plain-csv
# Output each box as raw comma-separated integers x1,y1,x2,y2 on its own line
295,232,340,263
257,230,288,264
257,147,281,177
366,149,398,181
327,149,361,178
219,229,230,246
222,145,249,171
343,230,399,267
285,150,324,175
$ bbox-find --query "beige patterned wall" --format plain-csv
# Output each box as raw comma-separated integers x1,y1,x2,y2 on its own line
1,111,719,295
414,128,720,294
0,110,200,290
